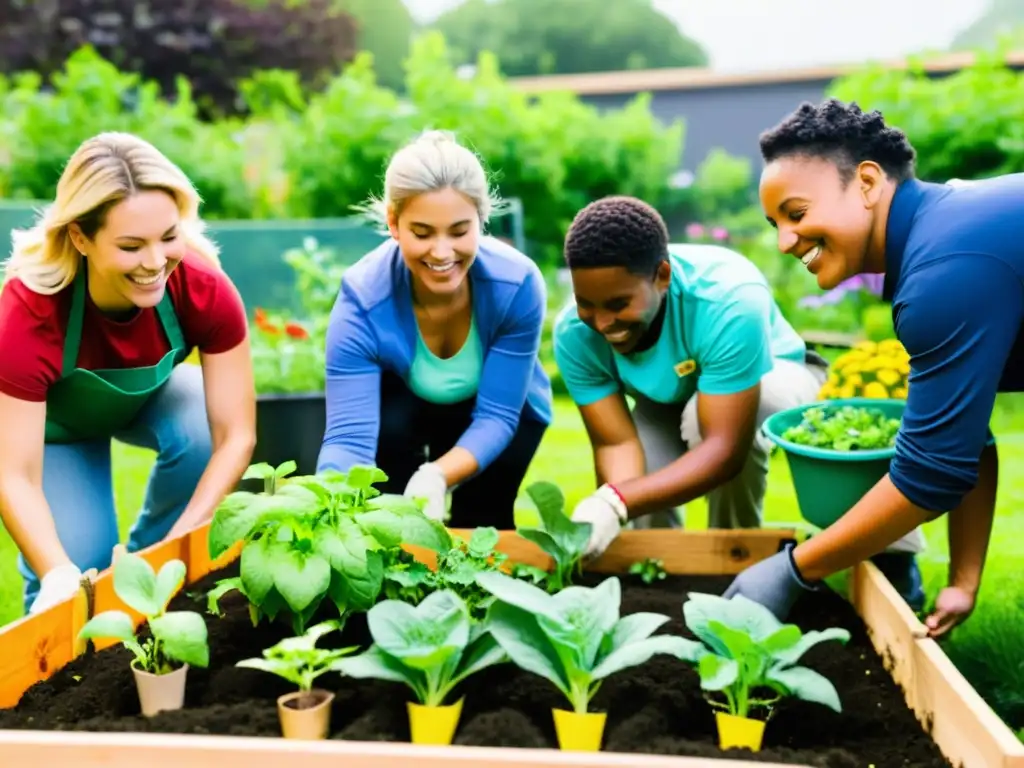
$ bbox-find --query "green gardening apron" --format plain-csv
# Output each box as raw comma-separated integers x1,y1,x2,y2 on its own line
44,267,189,444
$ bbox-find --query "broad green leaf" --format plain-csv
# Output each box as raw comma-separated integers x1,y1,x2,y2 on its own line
486,600,570,698
544,579,620,670
346,465,388,493
452,631,508,684
272,549,331,613
237,656,302,686
760,624,803,654
524,481,565,519
274,460,298,478
772,627,851,666
240,535,277,604
150,611,209,668
600,612,670,658
765,665,843,712
516,528,560,563
368,591,469,669
208,492,262,558
242,463,276,480
207,577,244,616
698,653,739,691
334,645,424,698
79,610,136,644
356,506,451,552
707,620,756,661
154,559,186,610
113,552,161,616
475,570,561,623
592,635,703,680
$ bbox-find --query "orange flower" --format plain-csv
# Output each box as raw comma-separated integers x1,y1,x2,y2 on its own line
254,307,280,334
285,322,309,340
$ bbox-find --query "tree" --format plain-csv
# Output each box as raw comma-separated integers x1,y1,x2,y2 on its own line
430,0,707,78
341,0,414,92
0,0,358,118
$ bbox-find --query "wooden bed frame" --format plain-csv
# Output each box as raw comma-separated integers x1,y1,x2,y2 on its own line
0,523,1021,768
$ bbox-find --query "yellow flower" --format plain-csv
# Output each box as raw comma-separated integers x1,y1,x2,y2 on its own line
860,357,886,372
876,368,902,386
891,387,908,400
854,340,879,354
842,373,864,388
838,383,857,399
863,382,889,399
878,339,905,354
897,361,910,375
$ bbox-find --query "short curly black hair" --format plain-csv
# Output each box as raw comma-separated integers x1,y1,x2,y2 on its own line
564,196,668,276
759,98,917,183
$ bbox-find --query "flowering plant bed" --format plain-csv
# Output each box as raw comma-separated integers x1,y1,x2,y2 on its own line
0,477,1020,768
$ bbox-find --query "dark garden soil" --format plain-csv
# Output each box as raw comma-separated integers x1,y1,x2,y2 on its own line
0,562,952,768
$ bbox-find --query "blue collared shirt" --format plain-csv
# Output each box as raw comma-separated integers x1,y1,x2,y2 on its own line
884,175,1024,512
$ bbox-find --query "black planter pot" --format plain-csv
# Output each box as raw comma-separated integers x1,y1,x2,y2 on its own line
246,393,326,489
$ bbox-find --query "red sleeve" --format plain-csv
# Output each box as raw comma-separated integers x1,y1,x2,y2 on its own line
172,255,249,355
0,279,65,402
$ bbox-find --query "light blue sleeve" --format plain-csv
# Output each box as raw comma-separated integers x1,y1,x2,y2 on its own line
694,284,774,396
552,311,620,407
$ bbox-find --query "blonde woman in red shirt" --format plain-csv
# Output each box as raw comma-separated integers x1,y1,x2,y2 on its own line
0,132,255,616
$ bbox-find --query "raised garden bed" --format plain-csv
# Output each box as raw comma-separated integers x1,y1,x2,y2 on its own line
0,510,1021,767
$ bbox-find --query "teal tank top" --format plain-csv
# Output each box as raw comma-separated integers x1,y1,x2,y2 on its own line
407,315,484,404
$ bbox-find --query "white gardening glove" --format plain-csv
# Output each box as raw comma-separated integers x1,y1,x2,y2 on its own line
29,563,84,615
570,484,628,560
403,462,449,522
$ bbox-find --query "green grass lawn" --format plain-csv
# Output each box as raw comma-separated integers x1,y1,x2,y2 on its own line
1,394,1022,732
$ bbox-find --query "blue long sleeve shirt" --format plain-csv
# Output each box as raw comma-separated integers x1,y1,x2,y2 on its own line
316,236,553,476
884,175,1024,512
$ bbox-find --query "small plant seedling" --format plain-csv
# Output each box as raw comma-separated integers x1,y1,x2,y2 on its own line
629,558,667,585
516,481,591,592
78,552,209,674
236,619,358,699
781,404,900,452
681,592,851,720
476,571,703,714
335,590,508,708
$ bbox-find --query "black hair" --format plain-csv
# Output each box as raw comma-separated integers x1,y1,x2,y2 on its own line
563,195,668,276
759,98,917,184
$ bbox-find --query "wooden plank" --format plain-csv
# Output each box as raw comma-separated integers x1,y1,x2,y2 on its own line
0,597,80,708
0,730,807,768
850,561,1024,768
410,528,794,576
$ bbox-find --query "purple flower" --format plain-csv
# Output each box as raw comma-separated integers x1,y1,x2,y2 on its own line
711,227,729,241
685,222,704,239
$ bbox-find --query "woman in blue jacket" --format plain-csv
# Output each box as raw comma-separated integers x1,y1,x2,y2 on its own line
726,98,1024,638
317,130,552,527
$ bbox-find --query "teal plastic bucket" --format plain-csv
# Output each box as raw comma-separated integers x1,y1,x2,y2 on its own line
761,398,905,530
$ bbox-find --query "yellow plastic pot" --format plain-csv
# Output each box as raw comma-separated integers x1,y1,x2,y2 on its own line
407,697,463,745
716,711,765,751
552,708,606,751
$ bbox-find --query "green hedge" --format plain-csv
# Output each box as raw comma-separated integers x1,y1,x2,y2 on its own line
0,34,685,270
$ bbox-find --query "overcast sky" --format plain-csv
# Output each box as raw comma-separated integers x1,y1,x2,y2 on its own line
402,0,990,72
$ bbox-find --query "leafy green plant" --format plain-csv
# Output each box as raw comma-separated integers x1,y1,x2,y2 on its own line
781,404,900,451
206,461,451,634
236,619,358,694
629,558,667,585
476,571,701,714
78,552,209,674
681,592,850,719
382,526,508,621
334,590,508,707
516,481,591,592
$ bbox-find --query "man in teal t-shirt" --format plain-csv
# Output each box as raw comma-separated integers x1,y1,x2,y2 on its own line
553,196,830,559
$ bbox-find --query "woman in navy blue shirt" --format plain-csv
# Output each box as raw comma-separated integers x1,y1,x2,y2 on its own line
317,131,552,528
726,98,1024,638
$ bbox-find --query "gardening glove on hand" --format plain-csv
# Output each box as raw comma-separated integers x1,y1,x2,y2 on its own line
404,462,448,522
29,563,84,615
570,484,628,560
722,543,818,620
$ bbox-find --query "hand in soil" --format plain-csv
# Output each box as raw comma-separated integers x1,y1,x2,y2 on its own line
924,586,976,638
722,543,816,620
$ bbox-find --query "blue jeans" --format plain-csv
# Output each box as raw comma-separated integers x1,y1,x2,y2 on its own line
19,364,212,612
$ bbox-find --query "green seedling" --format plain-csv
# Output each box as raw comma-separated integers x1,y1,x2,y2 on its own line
335,590,508,707
516,481,591,592
236,619,358,694
681,592,850,719
629,558,667,585
78,552,209,674
782,404,899,451
476,571,702,714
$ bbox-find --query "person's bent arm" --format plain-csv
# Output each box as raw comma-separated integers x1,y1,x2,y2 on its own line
0,393,72,576
317,287,383,474
166,340,257,539
446,266,547,485
793,255,1022,581
578,393,645,487
614,284,771,517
